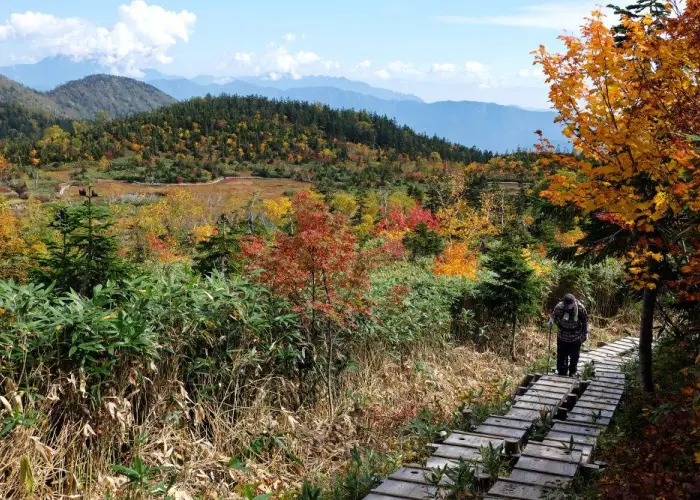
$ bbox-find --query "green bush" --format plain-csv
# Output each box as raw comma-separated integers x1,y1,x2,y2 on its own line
365,262,474,348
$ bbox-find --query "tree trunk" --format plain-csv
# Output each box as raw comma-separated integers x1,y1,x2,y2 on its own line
511,316,517,361
639,285,657,393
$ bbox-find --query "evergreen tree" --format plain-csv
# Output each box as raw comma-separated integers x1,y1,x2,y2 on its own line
464,174,489,208
402,222,445,261
35,189,129,296
608,0,670,45
193,214,244,277
477,242,540,360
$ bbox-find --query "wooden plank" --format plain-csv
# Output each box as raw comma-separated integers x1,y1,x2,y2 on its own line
474,425,527,440
570,406,614,417
584,385,624,396
552,422,600,437
536,377,576,386
389,467,453,486
595,377,626,386
513,456,578,477
431,444,483,461
578,395,620,406
483,416,532,429
544,431,598,446
443,433,503,449
581,389,623,399
513,401,558,411
541,440,594,463
507,408,542,421
522,443,583,464
365,494,411,500
516,394,563,406
521,388,570,398
586,381,625,391
594,372,625,380
488,480,550,499
530,382,575,392
566,412,611,426
573,401,618,412
372,479,439,499
425,456,457,469
506,469,572,488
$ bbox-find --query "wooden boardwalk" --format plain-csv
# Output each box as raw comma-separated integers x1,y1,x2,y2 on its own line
364,337,638,499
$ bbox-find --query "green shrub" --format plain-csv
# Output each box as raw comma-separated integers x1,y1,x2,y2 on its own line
365,263,474,348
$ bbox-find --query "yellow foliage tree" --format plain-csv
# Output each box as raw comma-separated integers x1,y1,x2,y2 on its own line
263,197,293,226
330,192,357,217
534,3,700,392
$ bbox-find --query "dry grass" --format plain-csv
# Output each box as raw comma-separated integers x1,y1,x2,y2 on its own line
66,178,308,207
0,321,633,499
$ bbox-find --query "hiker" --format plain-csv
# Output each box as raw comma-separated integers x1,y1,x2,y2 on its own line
548,293,588,376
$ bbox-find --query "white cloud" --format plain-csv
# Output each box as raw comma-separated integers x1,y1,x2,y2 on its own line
296,50,320,64
0,1,195,75
387,60,421,75
282,32,296,41
374,68,391,80
518,67,545,79
235,52,254,64
220,46,341,80
432,63,456,73
435,2,614,31
358,59,371,68
464,61,485,74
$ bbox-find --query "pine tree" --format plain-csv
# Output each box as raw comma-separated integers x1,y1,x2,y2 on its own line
35,189,129,296
402,222,445,261
193,214,244,277
477,242,540,360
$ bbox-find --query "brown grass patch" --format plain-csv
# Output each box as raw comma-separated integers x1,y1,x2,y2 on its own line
0,322,632,498
65,178,308,208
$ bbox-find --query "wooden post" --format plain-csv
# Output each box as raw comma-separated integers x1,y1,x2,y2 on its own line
504,438,520,456
520,374,534,387
579,380,590,392
532,373,542,382
554,406,568,420
477,472,493,492
461,408,474,430
580,463,600,479
565,393,578,410
515,386,528,396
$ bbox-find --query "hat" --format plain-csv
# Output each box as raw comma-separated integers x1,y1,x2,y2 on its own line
563,294,576,309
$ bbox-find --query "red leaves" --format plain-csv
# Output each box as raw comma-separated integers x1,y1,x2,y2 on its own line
376,204,439,234
242,192,373,326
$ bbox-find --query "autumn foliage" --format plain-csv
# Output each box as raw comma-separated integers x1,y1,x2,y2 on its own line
242,192,373,326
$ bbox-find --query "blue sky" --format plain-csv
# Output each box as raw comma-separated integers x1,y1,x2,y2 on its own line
0,1,618,108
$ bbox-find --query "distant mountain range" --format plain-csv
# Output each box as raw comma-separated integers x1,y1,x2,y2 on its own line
0,57,564,152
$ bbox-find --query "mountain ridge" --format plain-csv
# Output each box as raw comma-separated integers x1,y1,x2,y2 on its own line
0,74,175,122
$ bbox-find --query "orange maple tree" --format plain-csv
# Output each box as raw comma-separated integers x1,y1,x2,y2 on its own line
534,1,700,391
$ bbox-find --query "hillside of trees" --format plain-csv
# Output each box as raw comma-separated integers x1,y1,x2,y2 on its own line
3,95,501,185
0,74,175,127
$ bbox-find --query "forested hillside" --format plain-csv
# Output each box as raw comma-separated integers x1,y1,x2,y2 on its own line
0,74,175,127
3,95,498,184
47,75,175,120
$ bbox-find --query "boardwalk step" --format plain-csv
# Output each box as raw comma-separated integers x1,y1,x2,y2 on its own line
513,456,579,476
372,479,439,499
